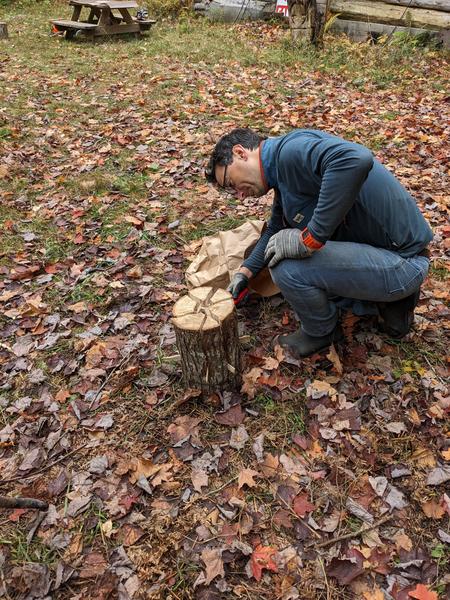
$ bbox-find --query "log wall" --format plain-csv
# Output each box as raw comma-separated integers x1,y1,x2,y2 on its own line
317,0,450,46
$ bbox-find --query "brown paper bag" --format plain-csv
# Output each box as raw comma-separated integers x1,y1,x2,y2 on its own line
185,220,280,297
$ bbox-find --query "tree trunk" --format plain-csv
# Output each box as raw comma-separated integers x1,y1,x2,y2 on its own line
172,287,241,393
0,23,9,39
287,0,314,41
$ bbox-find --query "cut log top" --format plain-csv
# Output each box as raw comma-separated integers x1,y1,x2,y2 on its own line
172,287,234,332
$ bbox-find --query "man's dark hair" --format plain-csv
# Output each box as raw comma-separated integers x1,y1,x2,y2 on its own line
205,128,265,185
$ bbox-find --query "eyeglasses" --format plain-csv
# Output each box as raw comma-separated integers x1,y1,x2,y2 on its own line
218,164,235,195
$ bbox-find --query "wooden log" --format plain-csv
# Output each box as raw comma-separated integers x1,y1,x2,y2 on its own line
316,0,450,13
381,0,450,11
328,0,450,30
331,17,445,43
172,287,241,392
318,0,450,10
0,22,9,39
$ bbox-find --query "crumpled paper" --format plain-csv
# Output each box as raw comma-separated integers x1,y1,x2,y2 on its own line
185,220,279,297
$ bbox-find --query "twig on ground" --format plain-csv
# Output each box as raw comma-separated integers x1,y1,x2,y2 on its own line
0,496,48,510
318,556,332,600
306,513,392,549
89,351,132,408
26,511,47,544
0,445,82,484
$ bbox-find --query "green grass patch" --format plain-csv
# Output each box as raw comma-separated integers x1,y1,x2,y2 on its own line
181,215,247,241
0,528,58,566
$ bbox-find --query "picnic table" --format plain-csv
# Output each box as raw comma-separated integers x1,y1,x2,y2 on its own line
51,0,156,40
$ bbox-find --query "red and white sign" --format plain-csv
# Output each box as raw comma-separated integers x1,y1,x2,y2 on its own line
275,0,289,17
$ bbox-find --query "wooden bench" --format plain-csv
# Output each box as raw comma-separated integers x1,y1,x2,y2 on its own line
51,20,98,38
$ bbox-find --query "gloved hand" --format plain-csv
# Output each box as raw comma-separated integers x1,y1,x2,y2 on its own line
264,229,311,268
227,272,249,307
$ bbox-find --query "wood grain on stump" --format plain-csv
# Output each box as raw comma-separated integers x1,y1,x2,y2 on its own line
172,287,241,392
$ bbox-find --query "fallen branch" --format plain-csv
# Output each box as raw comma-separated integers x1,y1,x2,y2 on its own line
306,513,392,549
0,445,81,484
89,351,132,408
0,496,48,510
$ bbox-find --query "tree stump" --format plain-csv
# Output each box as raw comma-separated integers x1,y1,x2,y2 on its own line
172,287,241,392
0,23,9,39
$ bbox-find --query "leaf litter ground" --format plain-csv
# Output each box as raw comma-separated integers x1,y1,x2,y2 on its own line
0,5,449,599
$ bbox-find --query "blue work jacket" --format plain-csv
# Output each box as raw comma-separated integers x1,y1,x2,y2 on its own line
243,130,433,275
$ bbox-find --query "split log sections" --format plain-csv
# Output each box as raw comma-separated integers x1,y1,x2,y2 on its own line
172,287,241,393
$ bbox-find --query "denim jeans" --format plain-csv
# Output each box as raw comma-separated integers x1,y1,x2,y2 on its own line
269,241,429,337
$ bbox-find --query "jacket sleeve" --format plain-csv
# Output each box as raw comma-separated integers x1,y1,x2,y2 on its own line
242,190,284,276
280,136,374,245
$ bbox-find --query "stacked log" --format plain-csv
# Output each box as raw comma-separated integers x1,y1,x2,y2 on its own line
316,0,450,46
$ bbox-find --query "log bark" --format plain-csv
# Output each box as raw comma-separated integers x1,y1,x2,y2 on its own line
172,287,241,392
317,0,450,11
331,17,445,42
329,0,450,29
287,0,317,41
0,22,9,39
382,0,450,10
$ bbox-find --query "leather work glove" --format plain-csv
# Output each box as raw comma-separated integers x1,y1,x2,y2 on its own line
227,272,249,307
264,229,312,268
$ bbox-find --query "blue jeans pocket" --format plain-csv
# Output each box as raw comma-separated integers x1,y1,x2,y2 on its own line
385,257,429,299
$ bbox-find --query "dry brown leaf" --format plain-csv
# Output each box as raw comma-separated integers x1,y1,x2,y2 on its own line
363,588,385,600
237,468,259,489
326,344,343,375
393,530,413,552
191,469,208,492
241,367,264,399
421,499,445,519
201,547,224,585
260,453,279,478
129,458,162,484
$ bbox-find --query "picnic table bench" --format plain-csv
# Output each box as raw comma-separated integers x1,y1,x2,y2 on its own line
51,0,156,40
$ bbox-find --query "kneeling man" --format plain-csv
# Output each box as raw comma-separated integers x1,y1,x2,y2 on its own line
205,128,432,357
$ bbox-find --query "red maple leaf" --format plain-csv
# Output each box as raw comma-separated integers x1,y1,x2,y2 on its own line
292,493,315,517
250,545,278,581
408,584,438,600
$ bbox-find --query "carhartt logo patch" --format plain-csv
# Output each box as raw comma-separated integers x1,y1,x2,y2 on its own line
293,212,304,224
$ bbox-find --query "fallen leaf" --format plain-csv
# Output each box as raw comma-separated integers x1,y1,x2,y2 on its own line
237,468,259,489
421,499,445,519
326,549,365,585
214,404,245,426
191,469,208,492
393,530,413,552
408,583,438,600
326,344,343,374
363,588,385,600
78,551,108,579
241,367,264,399
250,545,278,581
201,547,224,585
229,425,249,450
427,465,450,485
292,493,315,518
117,524,145,546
